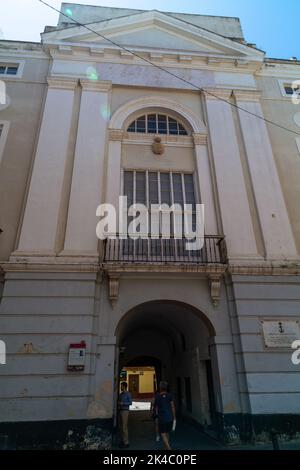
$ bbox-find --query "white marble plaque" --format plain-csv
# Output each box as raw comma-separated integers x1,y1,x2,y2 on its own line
262,321,300,348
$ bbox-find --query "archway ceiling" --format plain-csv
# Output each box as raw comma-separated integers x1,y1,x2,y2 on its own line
118,300,210,344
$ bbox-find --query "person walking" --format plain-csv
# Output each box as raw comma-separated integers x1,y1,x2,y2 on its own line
154,381,176,450
150,389,160,442
118,381,132,448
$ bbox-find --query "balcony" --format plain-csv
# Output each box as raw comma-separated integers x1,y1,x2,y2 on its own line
102,235,227,307
103,235,227,266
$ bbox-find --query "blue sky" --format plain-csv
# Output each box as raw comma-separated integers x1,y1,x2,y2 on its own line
1,0,299,59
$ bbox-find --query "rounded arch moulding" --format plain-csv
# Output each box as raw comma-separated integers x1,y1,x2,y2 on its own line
109,96,207,135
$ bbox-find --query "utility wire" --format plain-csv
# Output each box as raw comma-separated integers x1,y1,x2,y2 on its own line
38,0,300,137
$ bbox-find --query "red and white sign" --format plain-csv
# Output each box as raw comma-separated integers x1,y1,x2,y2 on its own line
68,341,86,371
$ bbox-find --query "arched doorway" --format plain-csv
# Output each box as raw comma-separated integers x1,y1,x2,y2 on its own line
115,300,218,443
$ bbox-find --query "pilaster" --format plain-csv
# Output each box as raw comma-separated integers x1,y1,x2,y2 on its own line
16,77,77,255
62,80,112,255
193,133,218,235
233,89,298,259
204,91,259,260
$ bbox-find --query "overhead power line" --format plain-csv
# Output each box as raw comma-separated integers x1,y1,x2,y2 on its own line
38,0,300,137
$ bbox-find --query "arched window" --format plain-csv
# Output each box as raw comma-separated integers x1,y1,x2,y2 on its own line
127,113,188,135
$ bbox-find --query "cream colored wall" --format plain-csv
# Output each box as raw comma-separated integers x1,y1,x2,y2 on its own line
122,143,195,173
111,87,203,122
258,75,300,252
0,55,49,260
139,370,155,394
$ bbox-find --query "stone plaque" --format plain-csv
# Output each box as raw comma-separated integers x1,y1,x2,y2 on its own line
262,321,300,348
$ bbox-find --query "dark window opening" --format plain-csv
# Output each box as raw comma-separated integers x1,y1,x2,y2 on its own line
127,113,188,135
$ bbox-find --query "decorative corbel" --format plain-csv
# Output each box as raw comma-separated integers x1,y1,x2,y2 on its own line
209,274,221,308
108,274,120,306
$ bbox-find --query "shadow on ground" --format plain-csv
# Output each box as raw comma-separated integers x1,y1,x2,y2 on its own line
113,409,300,451
113,410,222,451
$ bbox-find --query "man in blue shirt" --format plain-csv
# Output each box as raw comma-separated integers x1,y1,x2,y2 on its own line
118,381,132,448
154,381,176,450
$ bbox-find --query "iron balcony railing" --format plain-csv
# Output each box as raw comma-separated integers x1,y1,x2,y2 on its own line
103,235,227,265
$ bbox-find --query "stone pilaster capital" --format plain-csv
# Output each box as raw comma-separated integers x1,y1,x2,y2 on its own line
108,129,124,141
80,79,112,92
233,90,262,102
233,90,262,101
47,77,78,90
203,88,233,101
193,133,207,146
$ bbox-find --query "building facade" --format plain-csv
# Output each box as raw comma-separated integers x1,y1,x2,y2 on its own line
0,3,300,449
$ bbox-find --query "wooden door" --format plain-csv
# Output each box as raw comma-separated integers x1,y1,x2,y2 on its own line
129,374,139,399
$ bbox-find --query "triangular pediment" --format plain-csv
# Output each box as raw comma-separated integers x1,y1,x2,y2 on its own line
42,10,264,59
85,25,226,54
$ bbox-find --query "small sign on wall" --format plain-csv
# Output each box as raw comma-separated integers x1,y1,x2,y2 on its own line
261,321,300,349
68,341,86,371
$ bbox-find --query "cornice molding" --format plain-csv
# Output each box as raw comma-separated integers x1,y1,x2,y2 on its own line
235,59,249,68
103,261,300,277
123,132,193,147
47,77,78,90
58,45,73,55
228,264,300,276
1,262,99,274
120,50,134,60
80,79,112,92
103,263,226,275
47,44,262,73
2,260,300,277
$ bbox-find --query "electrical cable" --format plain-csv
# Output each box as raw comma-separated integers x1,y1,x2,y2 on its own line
38,0,300,137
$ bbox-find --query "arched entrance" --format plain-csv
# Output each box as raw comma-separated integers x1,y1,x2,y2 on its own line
115,300,218,444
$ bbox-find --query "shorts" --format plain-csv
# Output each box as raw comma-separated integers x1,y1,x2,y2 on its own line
158,421,173,434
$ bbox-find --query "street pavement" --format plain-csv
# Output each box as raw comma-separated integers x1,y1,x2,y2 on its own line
113,409,300,451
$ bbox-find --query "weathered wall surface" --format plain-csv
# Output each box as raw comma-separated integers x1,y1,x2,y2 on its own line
0,272,98,422
231,275,300,415
0,49,50,261
257,73,300,252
